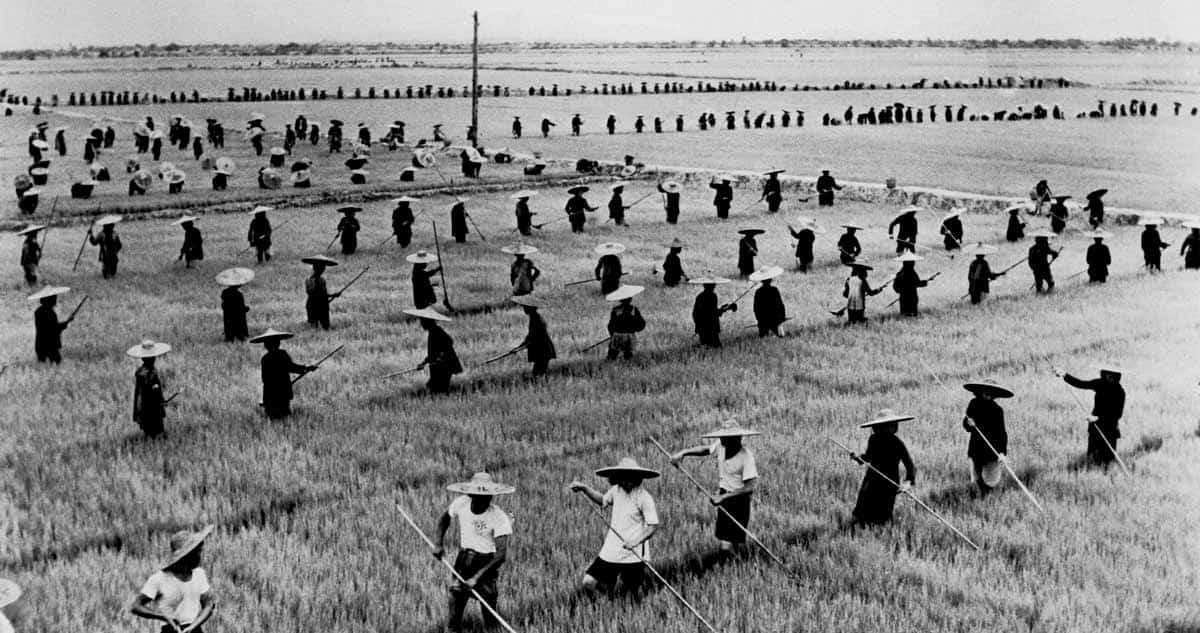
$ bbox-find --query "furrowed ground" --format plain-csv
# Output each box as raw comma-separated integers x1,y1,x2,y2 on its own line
2,181,1199,632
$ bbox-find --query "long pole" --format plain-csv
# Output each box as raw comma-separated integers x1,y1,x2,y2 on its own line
72,224,92,271
579,336,611,353
883,271,941,309
330,267,369,301
828,437,981,550
470,11,480,149
291,344,345,386
395,502,518,633
1038,355,1131,476
648,438,788,567
431,219,453,311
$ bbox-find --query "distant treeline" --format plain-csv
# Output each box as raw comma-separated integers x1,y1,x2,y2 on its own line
1,37,1194,61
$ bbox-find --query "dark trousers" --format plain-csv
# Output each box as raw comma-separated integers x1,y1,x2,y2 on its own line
818,191,834,206
23,264,38,285
1087,421,1120,465
1033,269,1054,292
847,309,866,324
428,367,453,394
102,259,118,279
448,550,500,631
530,359,549,376
898,293,919,316
36,346,61,363
569,214,585,233
715,203,729,219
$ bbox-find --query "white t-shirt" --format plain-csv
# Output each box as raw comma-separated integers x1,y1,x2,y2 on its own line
139,568,210,625
599,486,659,564
710,442,758,492
447,495,513,554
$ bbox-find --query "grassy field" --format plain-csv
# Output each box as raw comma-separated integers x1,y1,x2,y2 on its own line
3,178,1200,632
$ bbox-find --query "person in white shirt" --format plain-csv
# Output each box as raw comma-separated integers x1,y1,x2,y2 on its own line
434,472,515,632
671,420,760,554
131,525,216,633
842,261,885,324
570,457,660,595
0,579,20,633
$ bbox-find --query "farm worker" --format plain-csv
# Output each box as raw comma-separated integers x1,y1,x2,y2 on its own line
511,191,536,236
216,268,253,342
657,180,681,224
689,275,735,348
175,217,204,268
940,209,964,251
846,410,917,526
737,228,762,277
760,169,784,213
606,114,617,134
247,206,273,263
961,380,1013,497
891,252,931,317
816,169,842,206
1084,189,1106,228
565,185,596,233
504,245,540,296
1054,364,1125,467
594,242,626,295
357,122,371,146
660,238,687,287
541,117,556,137
571,113,583,135
335,206,361,255
1181,223,1200,269
1032,179,1053,215
392,196,417,247
1139,218,1169,272
445,197,470,244
302,255,340,330
605,285,647,360
435,472,514,632
569,457,660,595
404,307,463,394
837,223,863,265
407,251,441,309
788,219,818,272
608,183,630,226
0,579,20,633
130,525,217,633
634,115,645,133
888,207,920,254
29,286,73,363
511,116,521,139
1006,206,1026,242
251,328,314,419
127,339,171,438
512,295,556,376
1027,232,1060,293
709,175,733,219
88,216,123,279
1048,196,1070,234
1086,231,1112,282
843,262,886,325
18,224,44,285
750,265,787,336
675,114,684,131
966,243,1004,304
671,420,760,553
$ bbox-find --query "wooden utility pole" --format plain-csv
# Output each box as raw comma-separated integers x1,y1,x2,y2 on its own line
471,11,480,147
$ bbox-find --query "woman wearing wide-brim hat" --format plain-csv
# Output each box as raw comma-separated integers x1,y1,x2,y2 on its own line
216,268,254,342
842,260,885,324
965,243,1003,304
391,196,418,246
511,294,556,375
335,206,362,255
569,457,660,595
961,380,1014,497
435,473,514,631
760,169,785,213
126,339,172,438
1048,195,1071,234
131,525,216,633
1085,230,1112,283
940,208,965,251
604,286,646,360
848,409,917,526
29,285,73,363
403,307,462,394
18,224,46,285
736,229,763,277
671,420,762,553
660,238,687,287
787,218,822,273
749,265,787,336
1028,231,1061,293
656,180,682,224
174,216,204,268
565,186,597,233
250,328,314,419
88,215,124,279
837,223,864,265
593,242,626,295
709,174,734,220
503,244,540,296
1139,217,1170,272
301,255,341,330
0,578,21,633
166,169,187,195
688,274,734,348
1053,362,1126,467
406,251,441,309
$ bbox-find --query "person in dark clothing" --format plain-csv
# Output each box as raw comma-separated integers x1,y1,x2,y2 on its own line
816,170,842,206
1006,206,1027,242
1181,224,1200,269
789,221,818,272
1084,190,1106,228
505,246,540,296
405,308,463,394
1086,231,1112,282
760,170,784,213
658,181,682,224
661,238,687,287
541,117,556,138
606,114,617,134
750,266,787,336
212,168,230,191
675,114,684,132
127,339,171,438
512,295,556,376
1032,180,1052,215
837,224,863,265
1056,365,1125,466
247,207,273,263
571,114,583,136
966,244,1004,304
31,286,74,363
1048,196,1070,234
1028,233,1060,292
327,123,343,153
512,191,536,236
407,251,441,309
19,225,44,285
690,276,735,348
283,125,296,154
940,210,964,251
88,218,123,278
357,124,371,147
295,115,308,136
512,116,522,139
302,256,341,330
176,217,204,268
216,267,253,342
565,186,597,233
308,124,320,146
608,184,630,226
961,380,1013,497
392,197,417,247
1140,219,1169,272
710,176,733,219
594,243,626,295
888,208,920,254
605,286,647,360
337,207,361,255
737,229,762,277
192,137,204,161
252,329,314,420
892,253,934,316
848,410,916,526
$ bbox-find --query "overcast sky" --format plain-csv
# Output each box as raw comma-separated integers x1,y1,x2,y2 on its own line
4,0,1198,50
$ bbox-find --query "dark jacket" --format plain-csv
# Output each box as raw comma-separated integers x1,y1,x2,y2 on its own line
450,203,469,239
412,265,438,309
889,213,918,243
968,258,999,295
790,227,815,260
1064,374,1125,424
1006,214,1025,241
1086,243,1111,277
892,266,928,297
1028,242,1057,271
662,253,685,286
180,226,204,261
511,258,539,295
738,236,758,275
132,365,164,424
523,312,556,363
692,289,722,337
710,182,733,206
90,231,121,265
425,325,464,374
248,216,272,248
262,349,306,407
221,287,249,340
940,217,963,250
753,285,786,329
852,432,915,524
1141,228,1167,257
607,303,646,334
964,396,1007,461
837,232,861,264
515,200,534,232
595,255,623,294
608,193,625,221
34,304,65,352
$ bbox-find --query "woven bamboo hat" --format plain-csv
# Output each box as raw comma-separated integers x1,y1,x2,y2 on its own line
594,242,626,255
162,525,214,570
403,307,452,322
605,285,644,302
27,286,70,302
405,250,439,264
748,265,784,282
447,472,515,495
963,379,1014,399
860,408,915,428
215,267,255,287
701,418,762,438
248,328,294,343
595,457,660,480
126,339,172,358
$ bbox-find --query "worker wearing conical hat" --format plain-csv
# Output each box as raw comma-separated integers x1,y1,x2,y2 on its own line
570,457,660,595
837,224,862,265
1086,231,1112,283
511,116,522,139
843,262,885,324
450,198,470,243
1032,180,1052,215
435,472,515,630
571,113,582,136
594,243,625,295
788,220,818,273
408,251,441,309
1028,232,1060,292
1084,189,1106,229
961,381,1013,497
29,286,74,363
816,170,842,206
1140,218,1169,272
750,266,787,336
940,210,964,251
966,244,1003,304
1048,196,1070,234
392,197,416,247
131,525,216,633
888,208,920,254
336,207,361,255
251,329,314,419
512,191,536,236
127,339,172,438
671,420,761,553
405,308,463,394
848,410,917,526
247,207,273,263
176,217,204,268
661,239,687,287
608,183,630,226
760,170,784,213
303,256,341,330
737,229,762,277
505,246,540,296
217,268,254,342
690,276,735,348
513,295,556,376
1181,223,1200,269
1054,364,1125,467
606,286,646,360
892,253,931,317
709,176,733,220
565,186,597,233
657,181,681,224
88,217,123,279
1006,206,1026,242
19,225,43,285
